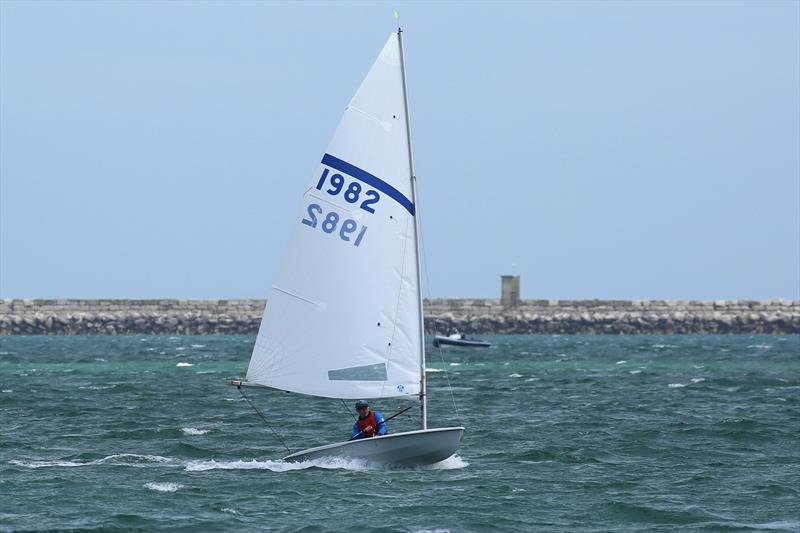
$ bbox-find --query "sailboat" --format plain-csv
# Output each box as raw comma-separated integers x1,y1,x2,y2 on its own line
231,28,464,467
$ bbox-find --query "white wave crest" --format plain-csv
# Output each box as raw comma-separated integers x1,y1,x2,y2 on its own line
185,456,371,472
616,360,627,365
98,454,174,465
509,373,523,378
143,482,182,493
9,459,84,468
691,378,706,383
181,427,209,436
629,370,642,375
176,362,194,367
726,520,800,531
12,452,467,474
9,454,175,469
425,455,468,470
668,383,686,388
186,454,468,473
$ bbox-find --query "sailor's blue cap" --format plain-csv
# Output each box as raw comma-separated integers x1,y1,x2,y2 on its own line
355,400,369,409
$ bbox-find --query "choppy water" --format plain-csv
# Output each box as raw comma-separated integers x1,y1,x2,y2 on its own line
1,335,799,532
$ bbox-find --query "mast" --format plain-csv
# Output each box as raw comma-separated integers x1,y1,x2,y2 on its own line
397,27,427,430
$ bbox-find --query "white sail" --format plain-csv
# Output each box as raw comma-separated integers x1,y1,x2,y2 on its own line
246,33,421,399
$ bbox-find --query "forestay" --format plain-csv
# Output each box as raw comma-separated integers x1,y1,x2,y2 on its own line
246,33,421,399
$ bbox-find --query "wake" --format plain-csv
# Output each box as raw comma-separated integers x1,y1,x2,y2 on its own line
9,453,175,469
10,454,468,472
184,454,468,472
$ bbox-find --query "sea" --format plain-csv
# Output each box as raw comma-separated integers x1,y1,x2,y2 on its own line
1,334,798,532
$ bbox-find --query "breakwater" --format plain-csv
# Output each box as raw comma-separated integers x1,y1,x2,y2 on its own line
0,299,798,335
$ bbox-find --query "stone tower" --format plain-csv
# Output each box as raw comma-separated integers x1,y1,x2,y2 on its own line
501,275,520,307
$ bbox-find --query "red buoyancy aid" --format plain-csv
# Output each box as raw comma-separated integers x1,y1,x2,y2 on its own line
357,411,378,437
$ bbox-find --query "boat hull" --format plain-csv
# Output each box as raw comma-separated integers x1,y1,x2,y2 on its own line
433,336,491,348
282,427,464,466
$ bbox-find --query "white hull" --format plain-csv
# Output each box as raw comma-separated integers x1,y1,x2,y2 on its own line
282,427,464,466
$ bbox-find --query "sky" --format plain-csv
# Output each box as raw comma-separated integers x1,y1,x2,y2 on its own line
1,0,798,300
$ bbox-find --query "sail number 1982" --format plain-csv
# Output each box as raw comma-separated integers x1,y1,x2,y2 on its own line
301,203,367,247
315,168,380,213
300,167,378,247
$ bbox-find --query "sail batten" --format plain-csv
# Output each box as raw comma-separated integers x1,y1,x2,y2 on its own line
245,33,422,400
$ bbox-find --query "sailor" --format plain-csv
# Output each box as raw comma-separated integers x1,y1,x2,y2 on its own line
351,400,388,439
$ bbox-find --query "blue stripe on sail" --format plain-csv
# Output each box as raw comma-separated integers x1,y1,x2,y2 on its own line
321,153,415,215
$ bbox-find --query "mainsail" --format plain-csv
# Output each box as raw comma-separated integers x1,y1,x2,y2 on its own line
245,33,422,399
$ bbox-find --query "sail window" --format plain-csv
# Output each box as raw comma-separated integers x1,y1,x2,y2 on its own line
328,363,388,381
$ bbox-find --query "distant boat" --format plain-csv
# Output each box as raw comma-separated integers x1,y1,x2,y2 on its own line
433,334,491,348
231,28,463,466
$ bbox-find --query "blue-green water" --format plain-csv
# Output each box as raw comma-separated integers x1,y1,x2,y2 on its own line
1,335,799,532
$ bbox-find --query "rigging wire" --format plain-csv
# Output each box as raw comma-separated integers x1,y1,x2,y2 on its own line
416,188,462,425
236,386,291,454
341,399,358,423
380,215,413,399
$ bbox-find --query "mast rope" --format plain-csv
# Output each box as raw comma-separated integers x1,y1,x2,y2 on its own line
379,215,412,399
236,386,291,454
341,399,358,423
416,192,462,426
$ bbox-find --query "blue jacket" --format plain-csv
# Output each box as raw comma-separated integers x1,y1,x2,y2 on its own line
351,411,388,439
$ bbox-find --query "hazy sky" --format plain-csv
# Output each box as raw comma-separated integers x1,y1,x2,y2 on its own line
1,1,798,300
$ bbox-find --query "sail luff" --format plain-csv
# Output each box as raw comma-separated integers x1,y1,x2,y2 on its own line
397,28,427,430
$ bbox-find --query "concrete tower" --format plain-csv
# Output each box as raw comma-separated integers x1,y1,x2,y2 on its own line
501,275,520,307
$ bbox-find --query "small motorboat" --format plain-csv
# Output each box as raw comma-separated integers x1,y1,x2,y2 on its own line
433,334,491,348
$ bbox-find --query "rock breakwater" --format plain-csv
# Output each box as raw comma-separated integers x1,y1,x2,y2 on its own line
426,299,799,335
0,299,798,335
